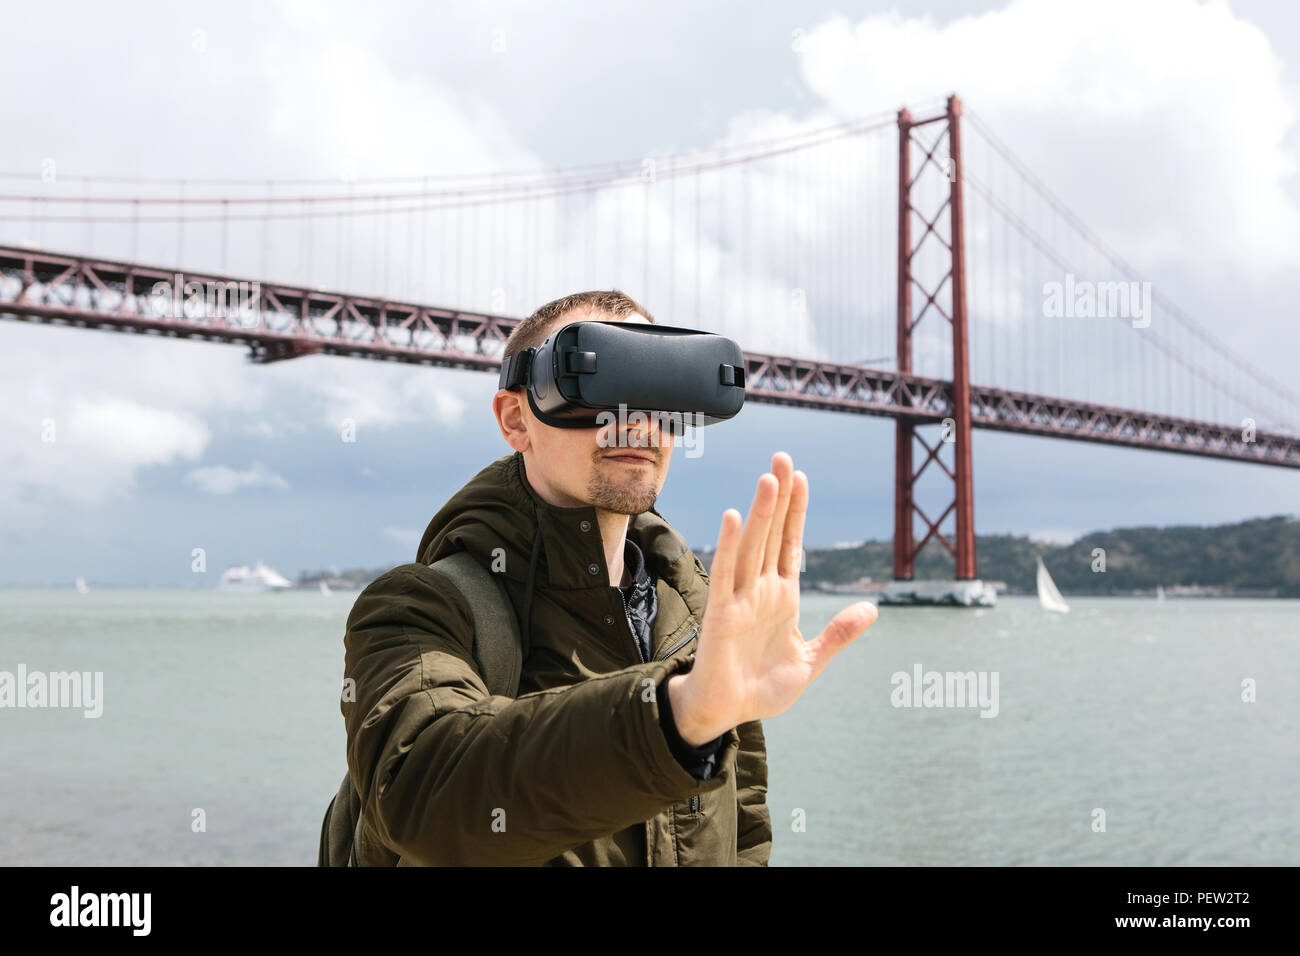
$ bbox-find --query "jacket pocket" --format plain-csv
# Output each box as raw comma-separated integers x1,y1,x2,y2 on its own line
655,621,698,664
670,751,738,865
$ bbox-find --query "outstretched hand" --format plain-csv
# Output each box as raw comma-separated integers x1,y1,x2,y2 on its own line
666,452,878,746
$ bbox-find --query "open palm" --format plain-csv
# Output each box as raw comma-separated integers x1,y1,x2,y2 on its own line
672,452,879,742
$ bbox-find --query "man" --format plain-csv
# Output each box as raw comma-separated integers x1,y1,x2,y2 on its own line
331,290,877,866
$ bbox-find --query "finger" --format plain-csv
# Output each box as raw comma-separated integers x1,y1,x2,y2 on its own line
777,470,808,577
761,453,794,575
707,508,743,602
806,601,878,680
734,473,778,591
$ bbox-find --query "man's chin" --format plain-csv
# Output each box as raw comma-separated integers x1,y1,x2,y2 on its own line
596,491,658,515
588,472,660,515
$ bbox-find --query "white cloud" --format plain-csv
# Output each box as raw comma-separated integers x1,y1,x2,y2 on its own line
0,359,211,510
0,320,471,518
302,359,471,431
795,0,1298,275
184,461,290,495
0,2,511,520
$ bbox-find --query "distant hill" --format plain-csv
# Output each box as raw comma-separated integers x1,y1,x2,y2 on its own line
310,515,1300,598
294,565,398,590
700,514,1300,597
1037,515,1300,597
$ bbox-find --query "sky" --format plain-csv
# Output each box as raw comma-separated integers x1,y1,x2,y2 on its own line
1,0,1298,587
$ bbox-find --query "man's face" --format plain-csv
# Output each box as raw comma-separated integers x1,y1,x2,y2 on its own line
495,313,674,515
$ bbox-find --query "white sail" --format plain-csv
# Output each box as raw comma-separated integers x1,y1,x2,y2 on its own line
75,576,90,595
1156,584,1166,603
1036,556,1070,613
319,579,332,596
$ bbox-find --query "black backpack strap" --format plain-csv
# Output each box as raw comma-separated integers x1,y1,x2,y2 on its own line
318,552,523,866
427,550,523,699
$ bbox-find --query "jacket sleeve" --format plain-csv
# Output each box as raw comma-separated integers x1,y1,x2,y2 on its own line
733,718,772,865
342,564,742,866
657,674,725,780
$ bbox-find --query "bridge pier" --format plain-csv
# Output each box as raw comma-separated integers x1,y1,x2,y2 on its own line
893,95,979,586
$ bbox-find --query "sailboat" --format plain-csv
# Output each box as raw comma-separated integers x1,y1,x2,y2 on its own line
319,579,332,597
74,576,90,595
1156,584,1166,603
1036,556,1070,613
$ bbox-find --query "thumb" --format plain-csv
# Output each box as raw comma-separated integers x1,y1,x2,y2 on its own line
807,601,878,678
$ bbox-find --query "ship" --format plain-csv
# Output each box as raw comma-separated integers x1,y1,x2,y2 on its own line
219,561,293,592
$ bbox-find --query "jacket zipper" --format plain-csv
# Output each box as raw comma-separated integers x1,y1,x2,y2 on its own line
655,625,698,662
619,588,645,664
624,601,702,816
670,625,702,817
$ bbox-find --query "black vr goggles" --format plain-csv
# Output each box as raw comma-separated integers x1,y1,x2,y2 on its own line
498,320,746,431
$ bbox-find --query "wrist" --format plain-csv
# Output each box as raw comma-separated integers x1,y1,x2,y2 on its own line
665,673,729,747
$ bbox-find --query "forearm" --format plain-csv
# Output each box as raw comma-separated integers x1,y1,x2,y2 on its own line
658,674,726,778
665,672,736,747
353,656,740,866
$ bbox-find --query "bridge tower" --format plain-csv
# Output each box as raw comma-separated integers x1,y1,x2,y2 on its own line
893,94,977,580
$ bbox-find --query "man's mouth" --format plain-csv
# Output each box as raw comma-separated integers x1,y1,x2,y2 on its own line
604,451,656,466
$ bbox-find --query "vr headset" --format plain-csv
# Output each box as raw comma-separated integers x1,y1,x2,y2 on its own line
498,320,746,431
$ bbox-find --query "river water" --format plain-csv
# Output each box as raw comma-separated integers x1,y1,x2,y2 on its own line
1,589,1296,865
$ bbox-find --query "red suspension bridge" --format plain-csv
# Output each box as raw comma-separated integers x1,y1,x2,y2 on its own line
2,94,1297,581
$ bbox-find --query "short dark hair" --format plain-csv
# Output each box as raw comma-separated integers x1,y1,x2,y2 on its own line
503,290,655,359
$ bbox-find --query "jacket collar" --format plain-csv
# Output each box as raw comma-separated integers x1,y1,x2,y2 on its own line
415,451,709,658
620,537,651,591
416,451,703,606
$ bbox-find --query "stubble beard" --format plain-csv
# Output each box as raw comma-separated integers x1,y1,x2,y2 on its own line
586,456,661,515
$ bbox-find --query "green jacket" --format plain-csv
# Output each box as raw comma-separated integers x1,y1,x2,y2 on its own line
336,450,772,865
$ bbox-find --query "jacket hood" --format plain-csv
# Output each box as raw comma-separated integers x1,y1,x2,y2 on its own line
415,451,708,648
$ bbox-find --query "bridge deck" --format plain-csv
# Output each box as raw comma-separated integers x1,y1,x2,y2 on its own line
3,245,1296,469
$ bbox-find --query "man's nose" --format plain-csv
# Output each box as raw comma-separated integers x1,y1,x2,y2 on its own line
624,412,661,447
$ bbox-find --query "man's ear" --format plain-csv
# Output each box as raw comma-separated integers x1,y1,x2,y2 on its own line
493,389,531,452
